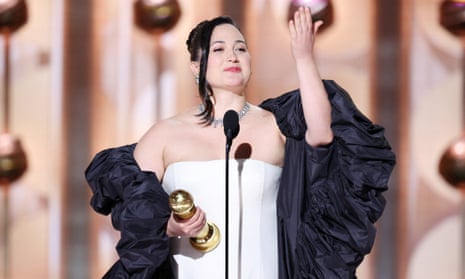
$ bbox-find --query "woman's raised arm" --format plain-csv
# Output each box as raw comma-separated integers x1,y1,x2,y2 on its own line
288,6,333,146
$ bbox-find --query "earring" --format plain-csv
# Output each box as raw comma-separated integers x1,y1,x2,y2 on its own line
195,76,199,84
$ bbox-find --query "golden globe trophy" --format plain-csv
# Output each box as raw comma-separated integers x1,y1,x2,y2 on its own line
169,189,220,252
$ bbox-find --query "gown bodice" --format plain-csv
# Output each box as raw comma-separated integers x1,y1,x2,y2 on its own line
162,159,282,279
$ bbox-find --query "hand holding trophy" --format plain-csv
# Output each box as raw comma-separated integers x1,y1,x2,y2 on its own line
169,189,221,252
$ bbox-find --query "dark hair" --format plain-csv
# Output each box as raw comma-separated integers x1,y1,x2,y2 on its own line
186,16,238,125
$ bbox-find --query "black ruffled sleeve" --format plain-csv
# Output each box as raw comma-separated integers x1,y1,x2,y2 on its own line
260,80,396,278
84,144,175,278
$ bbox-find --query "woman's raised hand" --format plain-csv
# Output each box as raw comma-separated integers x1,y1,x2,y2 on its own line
288,6,323,61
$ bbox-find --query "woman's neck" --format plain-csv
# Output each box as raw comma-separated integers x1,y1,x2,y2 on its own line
211,90,247,117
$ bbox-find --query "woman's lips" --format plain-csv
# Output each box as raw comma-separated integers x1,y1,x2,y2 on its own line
224,67,241,72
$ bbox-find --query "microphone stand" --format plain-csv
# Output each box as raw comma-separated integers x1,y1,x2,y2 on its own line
223,110,239,279
225,138,231,279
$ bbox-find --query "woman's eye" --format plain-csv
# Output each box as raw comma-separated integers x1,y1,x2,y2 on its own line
212,48,224,52
236,47,247,52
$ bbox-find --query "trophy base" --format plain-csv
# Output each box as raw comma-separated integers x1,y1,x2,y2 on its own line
189,222,221,252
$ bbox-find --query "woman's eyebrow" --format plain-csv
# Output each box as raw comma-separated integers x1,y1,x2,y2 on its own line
211,39,246,44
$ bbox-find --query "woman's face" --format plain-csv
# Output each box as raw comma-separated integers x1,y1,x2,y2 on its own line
205,24,251,93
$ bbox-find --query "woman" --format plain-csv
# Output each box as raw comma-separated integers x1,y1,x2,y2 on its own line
85,7,396,279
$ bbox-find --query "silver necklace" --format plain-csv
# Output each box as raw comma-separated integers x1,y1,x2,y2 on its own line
200,102,251,128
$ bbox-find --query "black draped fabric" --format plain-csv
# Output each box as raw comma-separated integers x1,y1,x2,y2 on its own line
260,80,396,278
84,80,395,278
84,144,176,279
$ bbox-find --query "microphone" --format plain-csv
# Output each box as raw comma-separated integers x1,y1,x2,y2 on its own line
222,109,239,279
223,110,240,153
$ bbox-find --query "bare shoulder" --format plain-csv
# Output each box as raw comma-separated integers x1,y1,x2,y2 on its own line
134,107,198,179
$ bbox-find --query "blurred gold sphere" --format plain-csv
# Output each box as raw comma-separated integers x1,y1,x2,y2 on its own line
134,0,181,35
0,133,27,185
440,0,465,36
287,0,333,32
0,0,27,33
439,134,465,193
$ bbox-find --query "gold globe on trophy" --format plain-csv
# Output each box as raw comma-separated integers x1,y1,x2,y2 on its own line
169,189,220,252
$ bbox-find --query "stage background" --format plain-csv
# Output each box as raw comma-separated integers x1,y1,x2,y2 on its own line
0,0,462,278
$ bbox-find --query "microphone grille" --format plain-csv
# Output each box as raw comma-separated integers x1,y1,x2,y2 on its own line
223,110,240,139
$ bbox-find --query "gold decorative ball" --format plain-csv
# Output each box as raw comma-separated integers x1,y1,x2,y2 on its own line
287,0,333,33
0,0,28,33
440,0,465,36
439,135,465,193
134,0,182,35
0,133,27,185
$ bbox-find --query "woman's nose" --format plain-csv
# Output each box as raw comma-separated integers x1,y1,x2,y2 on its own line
226,50,238,62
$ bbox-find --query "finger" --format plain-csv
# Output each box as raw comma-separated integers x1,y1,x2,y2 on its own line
304,6,313,27
195,207,204,218
191,219,207,236
188,207,202,224
295,8,304,31
189,209,206,236
299,7,310,31
192,207,206,225
288,20,296,38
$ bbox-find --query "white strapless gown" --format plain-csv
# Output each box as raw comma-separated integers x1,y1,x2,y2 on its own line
162,159,282,279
